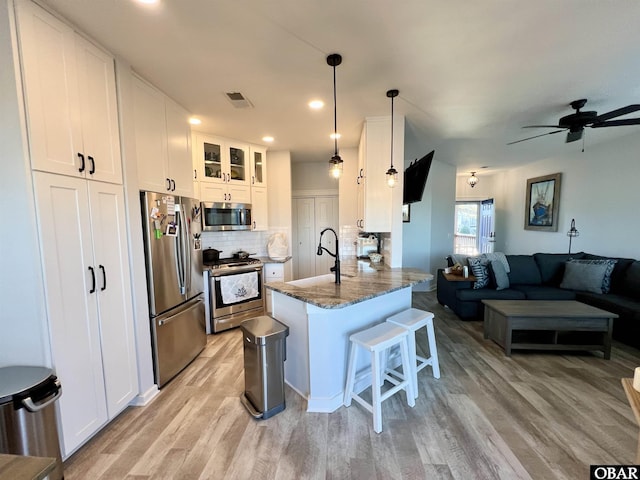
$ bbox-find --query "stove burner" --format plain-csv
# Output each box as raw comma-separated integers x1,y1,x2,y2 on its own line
205,257,262,269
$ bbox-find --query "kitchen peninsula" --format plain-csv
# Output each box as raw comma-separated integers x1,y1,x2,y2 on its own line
266,260,431,412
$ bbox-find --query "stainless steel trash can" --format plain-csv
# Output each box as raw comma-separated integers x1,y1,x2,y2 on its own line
240,315,289,419
0,366,64,480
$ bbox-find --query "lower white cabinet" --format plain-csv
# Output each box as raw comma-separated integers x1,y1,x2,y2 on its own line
33,172,138,457
264,262,291,314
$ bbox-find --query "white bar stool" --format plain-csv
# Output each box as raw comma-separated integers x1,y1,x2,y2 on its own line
343,322,415,433
387,308,440,399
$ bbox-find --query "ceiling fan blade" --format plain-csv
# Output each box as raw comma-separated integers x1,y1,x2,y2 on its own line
566,130,583,143
594,105,640,122
522,125,563,129
507,130,565,145
591,118,640,128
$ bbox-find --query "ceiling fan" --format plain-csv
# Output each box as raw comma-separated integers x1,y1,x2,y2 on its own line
508,99,640,145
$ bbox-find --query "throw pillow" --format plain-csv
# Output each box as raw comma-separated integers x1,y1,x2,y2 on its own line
560,261,609,294
566,258,617,293
467,256,490,289
489,260,510,290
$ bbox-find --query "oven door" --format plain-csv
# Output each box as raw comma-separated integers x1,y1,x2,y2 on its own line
209,265,264,332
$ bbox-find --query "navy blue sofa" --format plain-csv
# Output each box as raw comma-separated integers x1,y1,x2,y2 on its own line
436,252,640,348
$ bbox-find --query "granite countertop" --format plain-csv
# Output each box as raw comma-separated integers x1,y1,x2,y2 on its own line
266,258,431,309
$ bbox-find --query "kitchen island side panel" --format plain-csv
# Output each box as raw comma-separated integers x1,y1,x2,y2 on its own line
272,287,412,413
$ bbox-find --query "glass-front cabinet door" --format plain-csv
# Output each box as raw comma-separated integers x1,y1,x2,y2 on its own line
250,145,267,187
228,143,247,183
203,140,222,180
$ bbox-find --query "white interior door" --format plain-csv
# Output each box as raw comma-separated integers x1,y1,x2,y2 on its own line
293,198,315,280
315,196,339,275
479,198,495,254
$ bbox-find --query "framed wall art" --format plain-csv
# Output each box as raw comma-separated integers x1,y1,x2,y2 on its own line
402,204,411,223
524,172,561,231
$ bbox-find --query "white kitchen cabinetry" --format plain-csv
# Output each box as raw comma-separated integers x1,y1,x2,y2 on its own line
33,172,138,457
133,75,193,197
16,0,122,184
264,262,291,314
193,133,251,202
250,145,267,187
251,186,268,231
356,116,403,232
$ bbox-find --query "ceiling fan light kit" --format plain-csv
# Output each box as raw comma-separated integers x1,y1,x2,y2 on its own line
467,172,478,188
327,53,344,179
386,89,399,188
508,99,640,145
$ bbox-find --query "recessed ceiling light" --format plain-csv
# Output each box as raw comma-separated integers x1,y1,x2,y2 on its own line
136,0,158,4
262,136,274,143
330,132,341,140
309,100,324,109
188,118,201,125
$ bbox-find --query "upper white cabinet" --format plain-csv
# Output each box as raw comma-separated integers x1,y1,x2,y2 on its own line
192,133,251,202
251,186,268,231
250,145,267,187
356,116,404,232
32,172,138,457
132,75,193,198
16,0,122,184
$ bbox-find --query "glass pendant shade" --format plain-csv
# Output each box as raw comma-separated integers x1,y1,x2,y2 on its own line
329,154,343,178
386,167,398,187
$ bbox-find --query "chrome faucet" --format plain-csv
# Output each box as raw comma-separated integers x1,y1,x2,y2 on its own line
316,227,341,284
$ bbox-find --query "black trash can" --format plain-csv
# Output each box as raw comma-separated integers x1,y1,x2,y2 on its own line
0,366,64,480
240,316,289,419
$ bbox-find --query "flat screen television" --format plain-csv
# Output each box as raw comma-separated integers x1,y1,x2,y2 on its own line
403,150,434,204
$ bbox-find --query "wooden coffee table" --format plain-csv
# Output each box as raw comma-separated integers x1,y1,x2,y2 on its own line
482,300,617,359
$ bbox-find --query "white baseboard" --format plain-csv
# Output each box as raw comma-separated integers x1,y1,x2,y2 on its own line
130,385,160,406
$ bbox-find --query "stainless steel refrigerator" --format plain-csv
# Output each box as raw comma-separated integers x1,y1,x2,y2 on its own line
140,191,206,387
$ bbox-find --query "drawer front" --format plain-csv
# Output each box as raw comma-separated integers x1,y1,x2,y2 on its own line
264,264,284,281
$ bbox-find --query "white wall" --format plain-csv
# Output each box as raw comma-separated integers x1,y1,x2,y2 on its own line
500,133,640,259
292,160,339,193
0,0,51,367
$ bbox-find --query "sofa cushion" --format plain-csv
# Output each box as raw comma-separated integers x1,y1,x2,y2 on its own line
506,255,542,285
457,288,526,301
468,256,491,289
576,292,640,319
620,261,640,298
560,261,609,294
534,252,585,285
512,285,577,300
489,260,510,290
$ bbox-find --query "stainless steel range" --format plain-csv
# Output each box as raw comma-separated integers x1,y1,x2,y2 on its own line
204,258,264,333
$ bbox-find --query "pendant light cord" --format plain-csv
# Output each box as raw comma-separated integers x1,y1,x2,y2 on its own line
390,95,394,168
333,63,338,156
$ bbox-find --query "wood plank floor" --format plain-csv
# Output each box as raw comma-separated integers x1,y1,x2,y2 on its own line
63,292,640,479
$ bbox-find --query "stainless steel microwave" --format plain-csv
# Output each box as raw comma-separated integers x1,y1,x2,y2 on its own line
201,202,252,231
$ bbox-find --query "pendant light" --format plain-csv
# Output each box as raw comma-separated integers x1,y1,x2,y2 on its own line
386,89,399,188
467,171,479,188
327,53,343,179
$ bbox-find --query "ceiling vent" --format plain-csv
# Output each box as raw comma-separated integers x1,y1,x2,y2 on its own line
225,92,253,109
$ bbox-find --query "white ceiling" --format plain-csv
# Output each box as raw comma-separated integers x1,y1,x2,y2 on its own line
40,0,640,174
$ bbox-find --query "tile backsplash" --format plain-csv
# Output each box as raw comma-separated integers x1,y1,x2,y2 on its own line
201,227,291,258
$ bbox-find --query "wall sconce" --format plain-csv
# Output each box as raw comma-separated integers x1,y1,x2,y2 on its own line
467,172,479,188
386,89,399,188
567,218,579,254
327,53,343,179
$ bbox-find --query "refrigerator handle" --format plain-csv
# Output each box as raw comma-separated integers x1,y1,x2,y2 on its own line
174,206,185,295
180,207,192,293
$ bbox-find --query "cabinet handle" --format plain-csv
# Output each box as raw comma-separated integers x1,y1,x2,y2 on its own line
227,173,231,183
99,265,106,291
88,156,95,175
253,220,256,230
252,175,255,185
171,179,176,191
228,193,231,201
359,168,364,178
357,176,361,185
88,266,96,294
194,169,197,179
166,178,171,191
78,153,85,173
